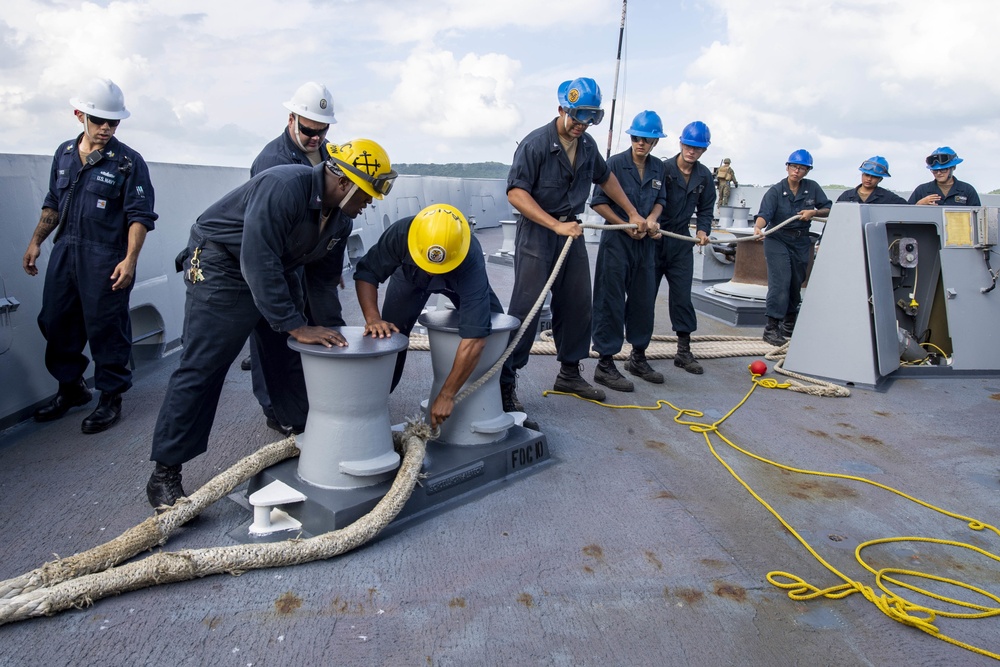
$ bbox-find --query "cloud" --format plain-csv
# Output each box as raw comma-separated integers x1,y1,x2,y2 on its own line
641,0,1000,188
1,0,998,191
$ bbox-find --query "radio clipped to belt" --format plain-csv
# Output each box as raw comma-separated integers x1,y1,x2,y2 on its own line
187,247,205,284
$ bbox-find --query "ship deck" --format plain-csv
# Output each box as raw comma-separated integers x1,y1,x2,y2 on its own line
1,226,999,666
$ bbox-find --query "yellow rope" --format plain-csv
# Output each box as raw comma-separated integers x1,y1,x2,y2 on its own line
544,369,1000,661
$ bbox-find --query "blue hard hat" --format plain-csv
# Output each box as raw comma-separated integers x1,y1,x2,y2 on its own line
626,110,666,138
787,149,813,168
679,120,711,148
557,77,604,125
859,156,891,178
925,146,962,170
558,77,602,109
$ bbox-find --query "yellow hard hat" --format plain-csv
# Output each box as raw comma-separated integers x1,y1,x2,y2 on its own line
407,204,471,274
325,139,397,200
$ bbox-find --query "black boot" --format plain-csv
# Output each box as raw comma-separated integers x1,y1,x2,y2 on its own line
780,313,797,339
146,463,187,510
554,363,606,401
594,356,634,392
34,379,92,422
673,334,704,375
625,348,665,384
500,382,524,412
501,381,539,430
763,317,787,347
265,418,304,436
81,392,122,434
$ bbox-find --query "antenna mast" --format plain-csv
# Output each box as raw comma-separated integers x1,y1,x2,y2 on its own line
606,0,627,158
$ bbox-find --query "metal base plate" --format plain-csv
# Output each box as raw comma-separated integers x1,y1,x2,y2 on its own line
228,425,550,543
486,252,514,266
692,284,767,326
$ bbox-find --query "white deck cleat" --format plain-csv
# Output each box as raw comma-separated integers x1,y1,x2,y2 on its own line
248,480,306,536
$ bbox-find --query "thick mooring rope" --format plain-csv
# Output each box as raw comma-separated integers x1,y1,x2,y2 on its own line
0,423,430,625
0,437,299,601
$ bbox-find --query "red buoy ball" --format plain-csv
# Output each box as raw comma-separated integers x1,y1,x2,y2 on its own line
749,360,768,375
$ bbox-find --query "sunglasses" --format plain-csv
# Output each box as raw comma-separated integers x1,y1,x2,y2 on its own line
88,115,120,128
925,153,952,167
297,120,329,138
566,107,605,126
630,136,653,144
328,156,398,196
787,164,810,172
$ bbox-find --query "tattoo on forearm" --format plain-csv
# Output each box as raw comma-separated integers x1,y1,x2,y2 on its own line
31,209,59,244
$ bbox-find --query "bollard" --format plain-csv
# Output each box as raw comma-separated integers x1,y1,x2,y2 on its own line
289,327,409,489
499,220,516,255
419,310,521,446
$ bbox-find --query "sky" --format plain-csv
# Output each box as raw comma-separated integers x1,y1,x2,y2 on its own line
2,0,999,192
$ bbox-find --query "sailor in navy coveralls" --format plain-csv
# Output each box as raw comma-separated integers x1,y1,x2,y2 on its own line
590,110,667,393
652,121,717,376
499,77,647,428
908,147,981,207
246,82,340,435
23,78,157,434
354,205,504,428
752,149,831,347
836,156,907,205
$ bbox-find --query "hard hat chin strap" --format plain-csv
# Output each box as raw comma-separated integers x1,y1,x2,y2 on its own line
342,182,359,205
292,115,318,155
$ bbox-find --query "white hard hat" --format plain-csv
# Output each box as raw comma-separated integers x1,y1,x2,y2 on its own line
283,82,337,125
70,78,130,120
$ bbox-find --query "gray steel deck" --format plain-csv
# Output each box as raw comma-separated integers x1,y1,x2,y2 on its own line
1,226,998,666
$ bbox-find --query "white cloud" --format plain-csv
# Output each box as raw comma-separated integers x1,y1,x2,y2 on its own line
1,0,998,191
638,0,1000,188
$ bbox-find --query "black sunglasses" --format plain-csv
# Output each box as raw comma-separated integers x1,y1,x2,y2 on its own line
88,115,120,128
297,120,329,138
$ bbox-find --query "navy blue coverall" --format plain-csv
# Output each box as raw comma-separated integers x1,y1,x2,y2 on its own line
590,148,665,357
500,118,612,388
38,134,157,395
247,130,340,425
837,186,908,204
151,162,351,466
653,155,716,334
907,178,981,206
756,177,832,321
354,216,504,390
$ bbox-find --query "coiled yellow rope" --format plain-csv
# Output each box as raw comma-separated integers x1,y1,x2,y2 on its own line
545,367,1000,661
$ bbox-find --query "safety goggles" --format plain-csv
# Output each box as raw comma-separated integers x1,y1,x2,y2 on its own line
328,156,398,196
297,119,330,138
88,115,120,128
925,153,953,168
859,160,887,176
566,107,605,126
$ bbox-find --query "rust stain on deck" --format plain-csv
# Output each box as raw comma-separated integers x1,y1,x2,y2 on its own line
675,588,704,605
275,592,303,615
713,582,747,602
789,479,859,500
